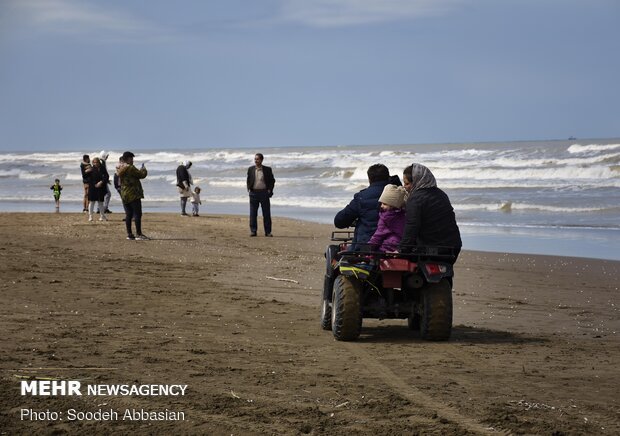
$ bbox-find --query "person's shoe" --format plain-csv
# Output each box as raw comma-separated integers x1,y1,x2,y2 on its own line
250,232,257,237
181,213,189,216
136,234,150,240
127,234,136,240
99,215,108,221
265,233,273,237
82,208,88,213
105,209,112,213
88,214,93,222
96,209,100,214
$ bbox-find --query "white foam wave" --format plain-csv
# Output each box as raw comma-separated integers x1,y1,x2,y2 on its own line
434,165,620,183
455,202,615,213
207,180,248,188
567,143,620,154
141,194,352,209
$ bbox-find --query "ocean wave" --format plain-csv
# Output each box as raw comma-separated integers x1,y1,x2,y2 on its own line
567,143,620,154
454,202,618,214
0,152,84,163
460,222,620,232
434,165,620,183
140,194,351,208
207,180,249,188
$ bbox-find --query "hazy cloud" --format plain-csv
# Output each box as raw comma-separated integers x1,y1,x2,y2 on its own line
6,0,168,42
277,0,465,27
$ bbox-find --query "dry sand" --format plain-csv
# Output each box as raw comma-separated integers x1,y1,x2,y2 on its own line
0,212,618,435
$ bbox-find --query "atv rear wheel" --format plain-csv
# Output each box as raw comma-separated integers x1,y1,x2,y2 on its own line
407,312,420,331
420,279,452,341
320,275,333,330
331,275,362,341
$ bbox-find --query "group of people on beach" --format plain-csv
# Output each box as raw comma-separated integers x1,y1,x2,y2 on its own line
334,162,461,262
74,151,148,240
63,150,459,255
174,152,274,237
79,152,113,222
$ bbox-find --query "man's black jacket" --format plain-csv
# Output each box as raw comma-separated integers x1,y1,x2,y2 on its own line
247,165,275,192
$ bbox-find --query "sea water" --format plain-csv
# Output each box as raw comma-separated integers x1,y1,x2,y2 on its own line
1,139,619,260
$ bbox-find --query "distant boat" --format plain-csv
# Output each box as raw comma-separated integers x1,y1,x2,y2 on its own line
568,136,577,140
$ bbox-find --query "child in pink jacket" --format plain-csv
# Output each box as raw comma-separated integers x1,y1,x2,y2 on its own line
368,184,407,252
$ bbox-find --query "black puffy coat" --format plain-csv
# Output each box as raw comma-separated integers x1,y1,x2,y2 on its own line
176,165,191,189
399,187,461,254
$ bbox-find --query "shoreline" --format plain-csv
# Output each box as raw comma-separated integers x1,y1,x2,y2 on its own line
1,209,619,262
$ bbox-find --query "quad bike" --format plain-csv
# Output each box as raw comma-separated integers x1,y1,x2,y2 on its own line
321,231,456,341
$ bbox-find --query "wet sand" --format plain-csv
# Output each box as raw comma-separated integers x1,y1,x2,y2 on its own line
0,212,618,435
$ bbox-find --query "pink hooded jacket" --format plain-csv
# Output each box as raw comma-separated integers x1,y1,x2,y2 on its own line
368,208,406,252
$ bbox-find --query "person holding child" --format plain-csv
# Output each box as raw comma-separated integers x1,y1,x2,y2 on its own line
367,184,407,252
50,179,63,212
190,186,202,217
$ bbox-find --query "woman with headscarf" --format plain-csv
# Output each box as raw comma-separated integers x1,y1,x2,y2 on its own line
176,160,193,216
399,163,461,263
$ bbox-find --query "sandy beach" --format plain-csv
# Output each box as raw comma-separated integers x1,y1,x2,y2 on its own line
0,212,618,435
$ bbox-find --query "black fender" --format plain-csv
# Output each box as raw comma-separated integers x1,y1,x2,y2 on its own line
324,244,340,277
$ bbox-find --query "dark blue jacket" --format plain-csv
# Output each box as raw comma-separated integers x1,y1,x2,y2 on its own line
334,180,389,250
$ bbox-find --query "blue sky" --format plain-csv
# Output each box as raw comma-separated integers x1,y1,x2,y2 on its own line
0,0,618,152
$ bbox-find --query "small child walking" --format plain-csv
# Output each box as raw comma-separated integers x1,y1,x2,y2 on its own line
368,184,407,252
190,186,202,217
50,179,63,212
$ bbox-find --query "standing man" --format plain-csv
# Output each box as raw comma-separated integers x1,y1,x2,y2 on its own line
117,151,149,240
247,153,275,237
176,160,193,216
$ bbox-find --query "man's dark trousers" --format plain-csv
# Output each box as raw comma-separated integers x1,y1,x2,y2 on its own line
249,191,272,235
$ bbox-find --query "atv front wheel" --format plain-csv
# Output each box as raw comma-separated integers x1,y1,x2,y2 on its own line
331,275,362,341
420,279,452,341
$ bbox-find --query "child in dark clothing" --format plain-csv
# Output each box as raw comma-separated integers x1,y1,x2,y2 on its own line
50,179,63,212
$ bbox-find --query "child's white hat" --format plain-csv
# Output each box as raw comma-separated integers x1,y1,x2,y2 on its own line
379,184,406,209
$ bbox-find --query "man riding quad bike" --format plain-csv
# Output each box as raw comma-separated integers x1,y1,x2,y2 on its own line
320,231,457,341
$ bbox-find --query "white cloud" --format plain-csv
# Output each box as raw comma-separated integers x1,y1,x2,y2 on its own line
7,0,167,42
278,0,465,27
